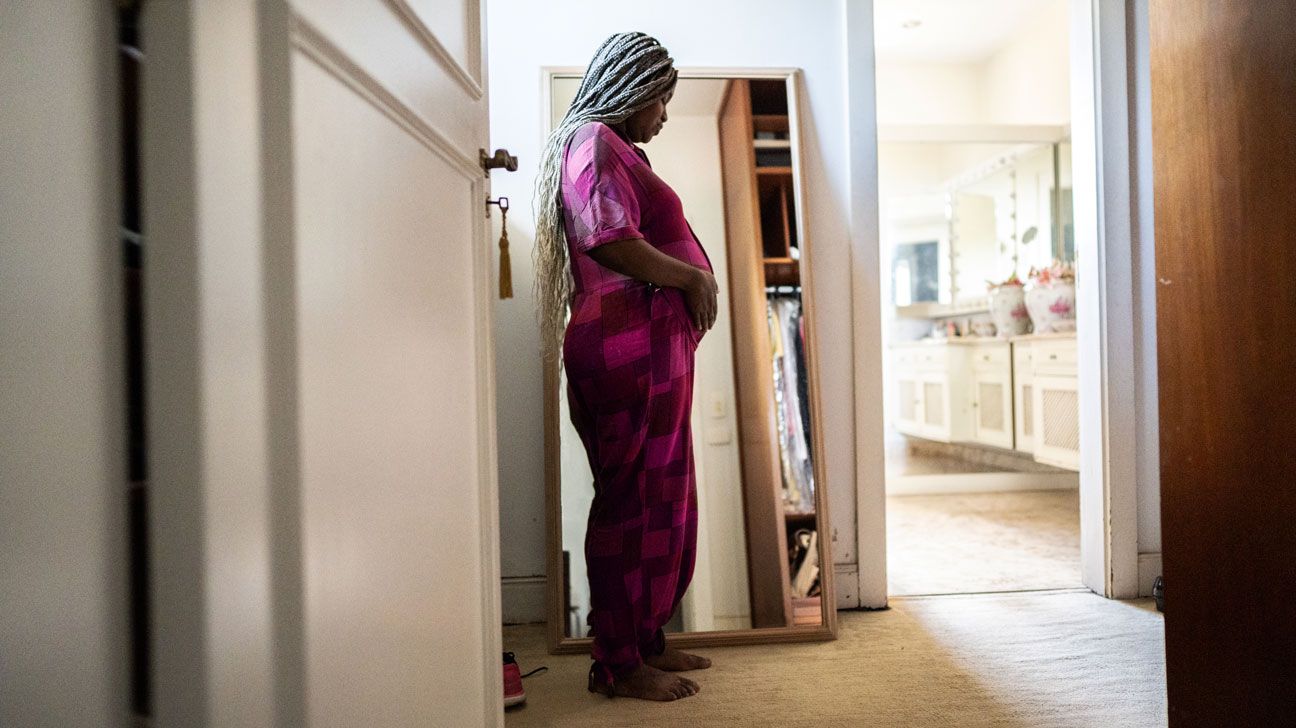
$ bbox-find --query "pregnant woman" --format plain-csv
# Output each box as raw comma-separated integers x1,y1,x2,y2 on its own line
533,32,719,702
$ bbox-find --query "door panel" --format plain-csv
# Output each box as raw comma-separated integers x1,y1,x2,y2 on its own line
1151,0,1296,722
144,0,500,724
292,51,489,724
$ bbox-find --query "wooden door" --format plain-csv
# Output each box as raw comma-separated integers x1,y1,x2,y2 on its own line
1151,0,1296,723
143,1,502,725
718,78,793,629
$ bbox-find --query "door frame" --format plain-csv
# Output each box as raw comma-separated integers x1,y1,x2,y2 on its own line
848,0,1147,606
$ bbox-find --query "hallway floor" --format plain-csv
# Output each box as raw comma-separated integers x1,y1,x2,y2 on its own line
502,590,1166,727
887,489,1082,596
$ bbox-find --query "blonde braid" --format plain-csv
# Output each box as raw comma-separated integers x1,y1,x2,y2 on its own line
533,32,677,360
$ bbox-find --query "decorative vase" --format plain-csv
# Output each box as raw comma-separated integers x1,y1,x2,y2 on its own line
989,285,1030,337
1025,280,1076,333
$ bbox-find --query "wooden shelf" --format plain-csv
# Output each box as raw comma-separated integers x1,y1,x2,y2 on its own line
752,114,790,134
764,259,799,286
755,166,793,176
784,510,816,526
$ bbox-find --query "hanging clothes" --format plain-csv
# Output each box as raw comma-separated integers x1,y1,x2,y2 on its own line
766,294,815,513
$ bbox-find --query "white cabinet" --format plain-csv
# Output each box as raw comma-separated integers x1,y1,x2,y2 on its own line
968,341,1014,449
918,372,953,440
1029,337,1080,470
891,335,1076,470
891,342,970,443
1012,341,1035,453
895,371,923,434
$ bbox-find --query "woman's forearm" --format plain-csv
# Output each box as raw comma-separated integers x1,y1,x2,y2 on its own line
587,237,702,290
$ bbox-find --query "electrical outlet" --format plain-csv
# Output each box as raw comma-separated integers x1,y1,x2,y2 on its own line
708,392,726,419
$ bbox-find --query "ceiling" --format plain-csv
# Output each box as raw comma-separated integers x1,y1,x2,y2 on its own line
873,0,1063,64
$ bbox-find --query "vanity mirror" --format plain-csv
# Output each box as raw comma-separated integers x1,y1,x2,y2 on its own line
882,137,1074,315
542,70,836,653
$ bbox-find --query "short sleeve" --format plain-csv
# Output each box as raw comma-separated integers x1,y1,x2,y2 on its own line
563,126,643,253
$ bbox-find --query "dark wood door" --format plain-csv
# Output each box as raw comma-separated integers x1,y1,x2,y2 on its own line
1151,1,1296,724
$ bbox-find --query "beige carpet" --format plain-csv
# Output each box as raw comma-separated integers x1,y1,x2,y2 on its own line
503,591,1166,727
887,490,1082,596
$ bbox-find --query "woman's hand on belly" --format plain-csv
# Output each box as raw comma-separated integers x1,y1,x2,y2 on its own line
682,268,718,335
587,237,718,336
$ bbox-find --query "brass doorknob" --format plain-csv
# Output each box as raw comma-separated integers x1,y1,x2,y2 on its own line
480,148,518,175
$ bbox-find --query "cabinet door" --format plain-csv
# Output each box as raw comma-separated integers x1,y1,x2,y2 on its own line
1032,374,1081,470
894,373,923,436
1014,373,1035,453
971,371,1014,449
919,374,951,441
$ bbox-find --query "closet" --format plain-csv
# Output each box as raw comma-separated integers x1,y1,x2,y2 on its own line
718,79,819,628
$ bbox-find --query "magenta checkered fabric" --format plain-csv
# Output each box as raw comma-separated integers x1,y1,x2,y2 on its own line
560,122,713,687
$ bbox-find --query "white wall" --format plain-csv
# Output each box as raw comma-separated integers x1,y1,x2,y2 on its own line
875,0,1070,128
0,3,128,726
490,0,861,620
981,0,1072,125
876,62,985,125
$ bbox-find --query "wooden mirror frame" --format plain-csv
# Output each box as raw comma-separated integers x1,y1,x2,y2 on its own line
542,67,837,654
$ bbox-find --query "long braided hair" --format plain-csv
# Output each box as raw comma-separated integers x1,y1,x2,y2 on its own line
534,32,677,359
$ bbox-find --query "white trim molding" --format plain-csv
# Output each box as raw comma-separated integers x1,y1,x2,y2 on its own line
1070,0,1141,599
380,0,484,100
290,13,482,180
887,472,1079,496
500,576,547,625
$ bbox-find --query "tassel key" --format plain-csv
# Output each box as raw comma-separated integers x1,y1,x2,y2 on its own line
489,196,513,300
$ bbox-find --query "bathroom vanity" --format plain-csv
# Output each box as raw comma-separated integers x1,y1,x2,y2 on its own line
892,332,1078,471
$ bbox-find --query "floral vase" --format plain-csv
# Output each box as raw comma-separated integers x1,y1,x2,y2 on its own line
989,285,1030,337
1025,280,1076,333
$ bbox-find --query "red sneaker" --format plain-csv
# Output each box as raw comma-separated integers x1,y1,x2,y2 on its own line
503,652,526,707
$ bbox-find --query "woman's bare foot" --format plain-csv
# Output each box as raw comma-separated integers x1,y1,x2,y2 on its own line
644,646,712,672
589,664,700,701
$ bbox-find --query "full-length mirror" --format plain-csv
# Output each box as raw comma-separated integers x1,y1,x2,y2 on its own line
544,71,834,652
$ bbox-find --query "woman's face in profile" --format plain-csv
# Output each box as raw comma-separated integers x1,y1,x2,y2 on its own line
622,87,674,144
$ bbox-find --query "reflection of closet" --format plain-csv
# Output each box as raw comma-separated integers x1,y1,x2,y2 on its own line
718,79,818,628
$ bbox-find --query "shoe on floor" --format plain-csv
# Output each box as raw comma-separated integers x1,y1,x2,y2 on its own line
503,651,526,708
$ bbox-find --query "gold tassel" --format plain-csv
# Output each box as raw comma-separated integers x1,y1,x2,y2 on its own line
497,202,513,299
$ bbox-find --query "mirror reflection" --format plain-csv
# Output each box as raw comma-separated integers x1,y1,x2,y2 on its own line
882,140,1074,312
549,75,828,642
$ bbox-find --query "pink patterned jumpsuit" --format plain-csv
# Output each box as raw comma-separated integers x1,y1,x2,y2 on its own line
559,121,713,688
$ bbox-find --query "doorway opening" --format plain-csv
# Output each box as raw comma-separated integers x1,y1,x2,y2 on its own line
873,0,1084,597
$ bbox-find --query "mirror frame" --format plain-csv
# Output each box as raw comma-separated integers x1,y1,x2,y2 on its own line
541,67,837,654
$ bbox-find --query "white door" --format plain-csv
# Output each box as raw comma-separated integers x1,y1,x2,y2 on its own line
1033,374,1082,471
919,374,951,441
143,1,503,726
895,371,923,436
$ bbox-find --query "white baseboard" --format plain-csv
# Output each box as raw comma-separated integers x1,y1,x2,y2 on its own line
887,471,1079,496
1137,553,1162,597
500,575,546,625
